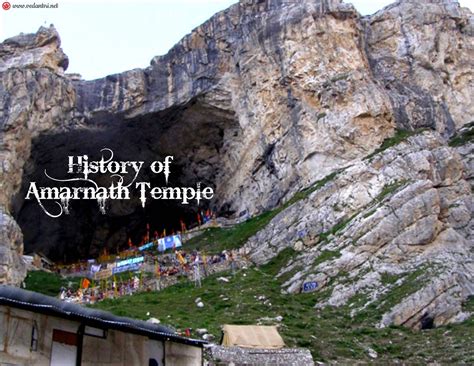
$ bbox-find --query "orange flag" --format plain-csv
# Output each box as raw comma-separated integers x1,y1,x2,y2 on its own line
82,278,90,289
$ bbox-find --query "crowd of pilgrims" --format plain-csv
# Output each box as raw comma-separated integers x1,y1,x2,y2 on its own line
58,248,242,304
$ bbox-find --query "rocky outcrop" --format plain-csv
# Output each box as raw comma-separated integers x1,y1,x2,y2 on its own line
365,0,473,135
0,0,472,331
68,0,474,218
0,26,75,284
244,130,473,329
0,26,69,73
73,0,397,218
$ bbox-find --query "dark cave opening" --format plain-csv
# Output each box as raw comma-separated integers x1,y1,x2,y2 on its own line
11,99,237,263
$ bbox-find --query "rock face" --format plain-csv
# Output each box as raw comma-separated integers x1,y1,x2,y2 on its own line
0,0,472,329
0,26,75,284
244,130,473,328
365,0,473,135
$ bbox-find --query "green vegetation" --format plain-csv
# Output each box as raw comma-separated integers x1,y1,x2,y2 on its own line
313,250,341,266
362,208,376,218
380,272,400,286
184,210,279,253
24,270,81,296
22,140,474,363
364,129,421,161
353,267,429,324
375,179,408,202
24,237,473,363
185,171,339,253
330,73,350,82
24,270,148,297
316,112,327,121
318,213,358,242
449,122,474,147
90,250,474,364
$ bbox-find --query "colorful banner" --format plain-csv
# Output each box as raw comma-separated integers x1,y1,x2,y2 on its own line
93,268,112,280
116,256,144,268
138,242,154,251
90,264,101,273
112,262,141,274
157,235,182,252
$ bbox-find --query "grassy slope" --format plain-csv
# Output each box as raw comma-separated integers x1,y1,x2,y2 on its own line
91,249,474,363
24,270,81,296
25,129,474,362
91,129,473,362
184,171,339,254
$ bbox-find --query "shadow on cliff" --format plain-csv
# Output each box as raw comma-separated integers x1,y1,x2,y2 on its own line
11,99,238,262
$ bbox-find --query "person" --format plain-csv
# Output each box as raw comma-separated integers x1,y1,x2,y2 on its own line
202,251,208,277
176,250,187,275
229,251,236,275
59,286,66,300
193,253,202,288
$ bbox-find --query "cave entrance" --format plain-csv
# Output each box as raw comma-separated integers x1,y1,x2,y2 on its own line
12,98,237,263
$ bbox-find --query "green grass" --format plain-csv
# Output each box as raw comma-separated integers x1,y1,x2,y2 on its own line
449,122,474,147
184,210,280,253
313,250,341,266
376,179,408,202
380,272,401,286
24,270,81,296
318,213,358,242
89,250,474,363
23,254,474,363
364,129,421,161
353,266,429,325
185,171,339,254
21,134,474,363
316,112,327,121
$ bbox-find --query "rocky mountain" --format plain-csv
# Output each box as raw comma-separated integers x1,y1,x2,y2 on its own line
0,0,472,330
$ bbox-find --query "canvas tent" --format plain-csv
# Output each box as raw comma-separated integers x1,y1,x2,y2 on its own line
221,325,285,349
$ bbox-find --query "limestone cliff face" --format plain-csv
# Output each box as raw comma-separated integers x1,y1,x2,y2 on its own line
244,129,473,328
0,0,472,329
0,27,75,284
71,0,473,217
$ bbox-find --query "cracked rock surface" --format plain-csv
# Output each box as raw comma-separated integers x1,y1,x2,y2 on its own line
0,0,472,331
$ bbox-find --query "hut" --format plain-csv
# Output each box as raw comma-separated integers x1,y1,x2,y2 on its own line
0,285,205,365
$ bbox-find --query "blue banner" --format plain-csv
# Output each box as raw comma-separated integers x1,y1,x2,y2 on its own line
112,262,141,274
157,235,182,252
138,242,154,251
116,256,144,268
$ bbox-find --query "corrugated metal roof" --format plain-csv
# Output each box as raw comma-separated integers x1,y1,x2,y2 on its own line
0,285,205,347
